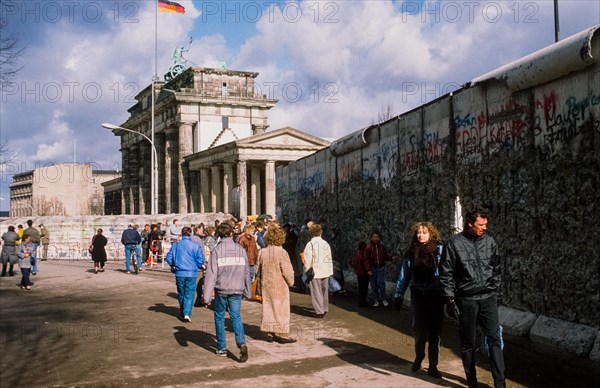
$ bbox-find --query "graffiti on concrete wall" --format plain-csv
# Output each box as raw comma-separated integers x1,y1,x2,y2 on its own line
302,169,326,197
400,129,448,175
380,137,398,185
534,90,600,156
338,158,358,184
487,99,530,154
424,129,447,168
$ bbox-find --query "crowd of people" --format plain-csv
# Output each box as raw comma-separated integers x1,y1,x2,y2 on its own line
1,219,48,289
1,207,504,387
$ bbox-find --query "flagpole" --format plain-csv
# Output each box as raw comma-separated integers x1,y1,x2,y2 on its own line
150,0,158,214
553,0,560,42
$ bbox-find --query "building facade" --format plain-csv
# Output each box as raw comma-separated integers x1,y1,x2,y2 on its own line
106,66,329,218
10,164,120,217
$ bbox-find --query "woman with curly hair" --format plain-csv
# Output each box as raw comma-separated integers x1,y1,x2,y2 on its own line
256,226,296,343
393,221,444,379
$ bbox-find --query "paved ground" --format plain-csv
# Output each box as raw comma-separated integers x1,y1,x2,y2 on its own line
1,261,598,387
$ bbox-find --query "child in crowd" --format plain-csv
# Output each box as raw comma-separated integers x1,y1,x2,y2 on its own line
17,234,35,290
352,241,369,306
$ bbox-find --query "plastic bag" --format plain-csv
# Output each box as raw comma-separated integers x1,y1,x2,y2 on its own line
481,325,504,357
328,275,341,293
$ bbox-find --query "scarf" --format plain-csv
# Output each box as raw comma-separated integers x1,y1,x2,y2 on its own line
410,240,439,278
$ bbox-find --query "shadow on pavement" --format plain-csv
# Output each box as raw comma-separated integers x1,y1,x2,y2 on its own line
148,303,180,319
290,304,317,318
173,325,216,351
319,337,469,388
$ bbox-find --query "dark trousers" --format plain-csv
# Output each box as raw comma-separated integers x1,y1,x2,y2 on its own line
411,288,444,368
457,294,505,388
1,264,15,276
20,268,33,287
194,271,205,306
357,275,370,305
294,275,307,293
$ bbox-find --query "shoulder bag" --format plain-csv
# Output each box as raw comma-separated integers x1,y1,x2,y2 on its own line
304,242,315,284
88,236,95,254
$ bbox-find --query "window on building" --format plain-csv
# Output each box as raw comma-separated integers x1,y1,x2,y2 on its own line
222,116,229,129
222,82,228,97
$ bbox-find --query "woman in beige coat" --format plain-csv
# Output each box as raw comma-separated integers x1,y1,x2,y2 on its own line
256,226,296,344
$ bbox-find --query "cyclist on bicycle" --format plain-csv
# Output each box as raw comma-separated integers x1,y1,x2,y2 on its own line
121,224,142,274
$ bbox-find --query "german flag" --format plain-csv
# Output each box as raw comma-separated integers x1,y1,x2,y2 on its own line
158,0,185,14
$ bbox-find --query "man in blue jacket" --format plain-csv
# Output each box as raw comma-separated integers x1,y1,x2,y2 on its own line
166,226,205,322
121,224,142,274
203,222,251,363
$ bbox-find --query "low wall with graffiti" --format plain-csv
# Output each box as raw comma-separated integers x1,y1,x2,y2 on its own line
0,213,229,262
277,27,600,330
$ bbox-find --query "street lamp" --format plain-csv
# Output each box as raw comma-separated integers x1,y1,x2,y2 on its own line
102,123,159,215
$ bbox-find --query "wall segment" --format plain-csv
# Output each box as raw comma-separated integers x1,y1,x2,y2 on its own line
277,26,600,327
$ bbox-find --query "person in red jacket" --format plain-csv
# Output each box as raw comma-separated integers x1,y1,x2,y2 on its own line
364,230,394,307
352,241,369,307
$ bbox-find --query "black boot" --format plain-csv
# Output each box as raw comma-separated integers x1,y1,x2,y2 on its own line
412,357,423,372
8,264,15,276
428,343,442,378
1,264,6,276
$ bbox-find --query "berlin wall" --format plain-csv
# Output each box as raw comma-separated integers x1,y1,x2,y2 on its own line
0,213,228,262
277,26,600,331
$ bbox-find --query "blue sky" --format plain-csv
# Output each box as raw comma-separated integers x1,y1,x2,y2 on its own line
0,0,598,212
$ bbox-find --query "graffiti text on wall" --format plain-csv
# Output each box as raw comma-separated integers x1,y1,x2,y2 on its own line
534,91,600,156
400,130,447,175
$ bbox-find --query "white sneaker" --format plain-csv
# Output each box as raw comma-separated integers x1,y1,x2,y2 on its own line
216,349,227,357
373,301,380,307
183,316,191,322
382,300,389,307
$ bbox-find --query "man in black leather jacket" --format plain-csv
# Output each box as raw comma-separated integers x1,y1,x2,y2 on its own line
440,206,505,388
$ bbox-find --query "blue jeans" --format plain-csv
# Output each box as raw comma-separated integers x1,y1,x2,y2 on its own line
370,266,387,302
31,242,39,273
249,265,256,283
176,277,197,318
213,293,246,351
124,244,142,272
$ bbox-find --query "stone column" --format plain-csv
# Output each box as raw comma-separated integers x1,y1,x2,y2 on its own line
222,163,232,214
121,188,127,215
250,165,261,215
138,142,149,214
178,122,194,213
211,166,221,212
200,168,210,213
121,146,130,214
155,133,166,214
265,160,276,217
129,144,140,214
237,160,247,219
164,133,176,214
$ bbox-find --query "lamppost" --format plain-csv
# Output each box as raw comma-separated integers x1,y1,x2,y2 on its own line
102,123,159,215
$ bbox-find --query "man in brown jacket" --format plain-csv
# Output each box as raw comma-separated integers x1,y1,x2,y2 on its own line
238,224,259,299
39,224,50,261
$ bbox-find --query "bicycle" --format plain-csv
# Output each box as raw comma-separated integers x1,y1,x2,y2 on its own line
130,245,139,275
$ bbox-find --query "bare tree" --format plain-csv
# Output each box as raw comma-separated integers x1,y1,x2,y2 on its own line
371,103,396,125
0,0,24,91
0,140,14,167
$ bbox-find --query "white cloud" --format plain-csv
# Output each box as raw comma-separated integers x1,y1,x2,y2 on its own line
1,0,598,201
